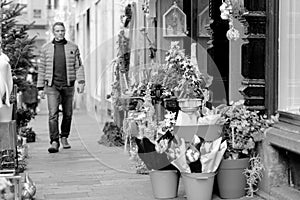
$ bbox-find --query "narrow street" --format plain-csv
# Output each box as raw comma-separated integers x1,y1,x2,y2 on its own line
26,102,178,200
24,102,264,200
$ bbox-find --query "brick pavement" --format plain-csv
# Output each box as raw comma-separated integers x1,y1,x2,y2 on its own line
25,103,264,200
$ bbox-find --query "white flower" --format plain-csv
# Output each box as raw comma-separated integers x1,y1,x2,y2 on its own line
155,139,169,154
226,27,240,40
186,148,200,162
221,11,230,20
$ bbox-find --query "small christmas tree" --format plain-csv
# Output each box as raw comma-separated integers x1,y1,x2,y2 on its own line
1,0,37,89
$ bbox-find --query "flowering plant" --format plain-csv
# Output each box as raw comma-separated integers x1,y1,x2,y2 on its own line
162,41,211,100
162,41,186,95
220,100,278,160
220,0,245,40
176,60,211,99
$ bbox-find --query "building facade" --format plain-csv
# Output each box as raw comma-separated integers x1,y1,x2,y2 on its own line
13,0,75,57
74,0,122,115
74,0,300,198
13,0,48,56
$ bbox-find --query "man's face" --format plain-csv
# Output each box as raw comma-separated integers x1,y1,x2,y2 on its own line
53,25,65,41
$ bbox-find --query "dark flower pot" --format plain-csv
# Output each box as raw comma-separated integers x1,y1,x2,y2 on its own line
26,135,36,143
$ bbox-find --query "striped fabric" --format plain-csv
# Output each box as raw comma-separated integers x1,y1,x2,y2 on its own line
37,40,85,88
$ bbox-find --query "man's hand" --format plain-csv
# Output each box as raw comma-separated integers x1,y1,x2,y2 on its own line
38,90,45,99
77,83,85,93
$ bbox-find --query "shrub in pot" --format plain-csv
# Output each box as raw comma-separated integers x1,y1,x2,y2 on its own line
217,100,278,198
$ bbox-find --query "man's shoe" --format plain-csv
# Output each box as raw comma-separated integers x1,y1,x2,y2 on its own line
48,141,59,153
61,137,71,149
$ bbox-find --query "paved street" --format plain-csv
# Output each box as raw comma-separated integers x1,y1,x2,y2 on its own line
25,102,263,200
26,102,186,200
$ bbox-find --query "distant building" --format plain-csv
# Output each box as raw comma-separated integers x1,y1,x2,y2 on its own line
12,0,75,57
13,0,48,56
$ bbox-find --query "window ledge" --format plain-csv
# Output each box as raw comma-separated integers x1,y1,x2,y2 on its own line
266,123,300,154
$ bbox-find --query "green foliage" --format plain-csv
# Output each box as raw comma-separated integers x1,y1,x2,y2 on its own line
220,100,278,160
16,108,35,128
98,121,124,147
243,155,264,197
19,127,36,143
162,41,211,99
1,0,37,87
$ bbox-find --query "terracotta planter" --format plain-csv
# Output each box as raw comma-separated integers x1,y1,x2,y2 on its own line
149,170,180,199
217,158,250,199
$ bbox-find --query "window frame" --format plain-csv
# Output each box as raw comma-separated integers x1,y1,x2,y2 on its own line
265,0,279,117
268,0,300,127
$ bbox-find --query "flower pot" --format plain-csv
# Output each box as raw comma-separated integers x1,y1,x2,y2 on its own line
0,105,13,122
181,172,216,200
149,170,179,199
163,97,179,113
26,135,36,143
178,99,202,114
217,158,250,199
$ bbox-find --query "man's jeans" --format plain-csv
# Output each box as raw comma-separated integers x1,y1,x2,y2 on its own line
45,85,74,144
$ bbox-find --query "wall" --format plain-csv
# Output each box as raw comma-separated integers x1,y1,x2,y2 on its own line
74,0,121,116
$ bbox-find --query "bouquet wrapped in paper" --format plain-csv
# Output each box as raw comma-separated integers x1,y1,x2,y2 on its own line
200,137,227,173
164,135,227,174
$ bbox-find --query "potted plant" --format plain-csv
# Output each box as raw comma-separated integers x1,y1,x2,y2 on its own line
131,109,180,199
125,84,180,198
217,100,278,198
161,41,212,115
19,127,36,143
176,61,212,114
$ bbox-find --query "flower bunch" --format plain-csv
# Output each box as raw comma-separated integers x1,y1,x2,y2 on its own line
155,111,177,153
162,41,186,94
220,0,244,40
220,100,278,160
220,0,233,20
163,41,211,100
176,59,209,99
160,135,226,173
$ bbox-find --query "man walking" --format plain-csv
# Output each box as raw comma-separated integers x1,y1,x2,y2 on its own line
37,22,85,153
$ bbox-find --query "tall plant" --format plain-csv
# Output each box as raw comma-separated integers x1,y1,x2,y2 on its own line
1,0,36,89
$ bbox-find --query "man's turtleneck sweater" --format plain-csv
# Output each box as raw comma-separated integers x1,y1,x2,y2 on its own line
52,38,67,87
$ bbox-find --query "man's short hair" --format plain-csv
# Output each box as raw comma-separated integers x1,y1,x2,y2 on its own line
52,22,65,31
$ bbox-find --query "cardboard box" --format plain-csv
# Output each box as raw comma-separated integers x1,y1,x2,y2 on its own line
174,124,223,142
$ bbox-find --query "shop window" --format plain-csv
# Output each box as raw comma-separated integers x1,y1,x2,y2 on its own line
279,0,300,114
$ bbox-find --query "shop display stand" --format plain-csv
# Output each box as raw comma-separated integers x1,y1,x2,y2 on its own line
0,120,22,199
